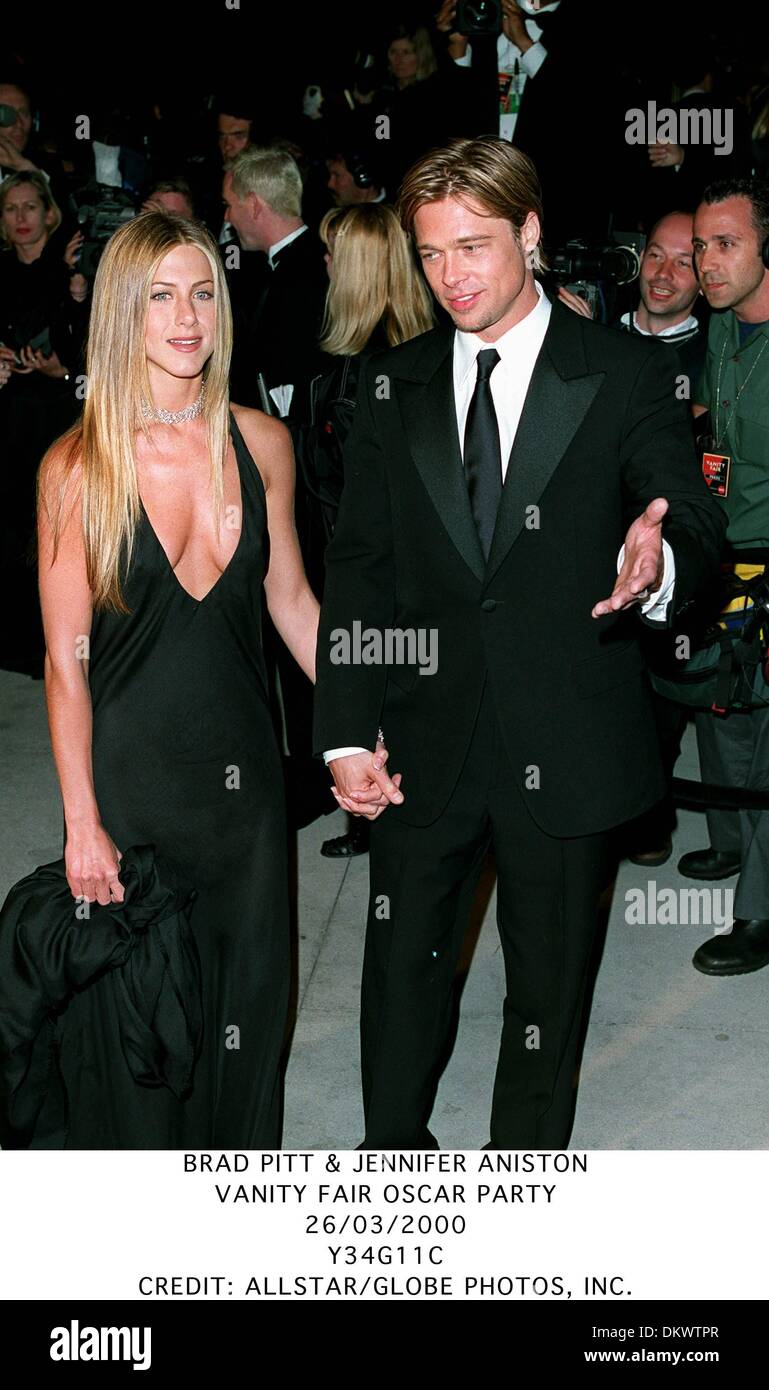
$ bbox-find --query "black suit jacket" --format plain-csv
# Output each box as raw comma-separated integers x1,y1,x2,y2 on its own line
229,228,329,413
313,295,726,835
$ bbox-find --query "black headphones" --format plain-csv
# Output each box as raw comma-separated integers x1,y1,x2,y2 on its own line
344,150,378,190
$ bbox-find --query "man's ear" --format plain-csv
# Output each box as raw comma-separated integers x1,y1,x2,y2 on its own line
248,192,263,222
520,209,541,263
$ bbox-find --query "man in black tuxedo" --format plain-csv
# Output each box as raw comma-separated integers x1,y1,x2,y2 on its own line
433,0,626,243
222,144,328,414
313,136,725,1149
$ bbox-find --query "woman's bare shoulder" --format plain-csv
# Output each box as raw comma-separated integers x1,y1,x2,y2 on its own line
38,429,83,510
231,404,291,456
230,403,293,489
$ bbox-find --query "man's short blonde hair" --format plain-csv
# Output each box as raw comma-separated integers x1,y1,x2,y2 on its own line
227,145,303,218
397,135,548,273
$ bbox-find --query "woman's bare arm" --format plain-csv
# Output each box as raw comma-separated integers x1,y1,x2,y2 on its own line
37,447,124,903
235,407,320,683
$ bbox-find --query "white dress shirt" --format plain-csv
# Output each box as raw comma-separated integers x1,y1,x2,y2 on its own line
324,282,675,763
267,223,307,268
454,0,560,141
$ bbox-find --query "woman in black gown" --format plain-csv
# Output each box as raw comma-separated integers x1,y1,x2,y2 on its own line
35,211,324,1148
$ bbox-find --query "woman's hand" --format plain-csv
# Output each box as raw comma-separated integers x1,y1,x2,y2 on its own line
0,343,34,375
63,229,84,270
0,347,15,388
18,344,69,378
64,822,124,905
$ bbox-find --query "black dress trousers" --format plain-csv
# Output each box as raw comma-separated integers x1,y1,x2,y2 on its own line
361,675,613,1149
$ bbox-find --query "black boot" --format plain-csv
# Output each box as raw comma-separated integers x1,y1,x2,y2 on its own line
320,818,370,859
677,848,741,881
693,919,769,976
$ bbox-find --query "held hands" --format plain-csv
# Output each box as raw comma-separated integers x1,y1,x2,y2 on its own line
328,739,404,822
64,822,125,905
592,497,668,619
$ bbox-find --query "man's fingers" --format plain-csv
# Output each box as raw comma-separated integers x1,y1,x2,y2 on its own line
352,766,403,805
641,496,669,527
592,582,649,617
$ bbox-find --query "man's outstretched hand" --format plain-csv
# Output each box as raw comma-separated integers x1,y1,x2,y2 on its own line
328,741,404,821
592,497,669,618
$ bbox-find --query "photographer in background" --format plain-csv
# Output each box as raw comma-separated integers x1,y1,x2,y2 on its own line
556,211,706,368
0,76,70,214
559,211,708,868
435,0,621,242
0,171,88,677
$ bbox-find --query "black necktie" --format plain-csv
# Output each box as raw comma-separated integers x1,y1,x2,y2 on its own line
463,347,502,561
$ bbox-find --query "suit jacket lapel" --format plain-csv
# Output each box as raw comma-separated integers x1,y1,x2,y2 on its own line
485,302,605,583
395,335,486,582
393,301,605,586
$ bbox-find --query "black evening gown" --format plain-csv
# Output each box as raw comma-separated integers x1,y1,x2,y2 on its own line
52,412,290,1149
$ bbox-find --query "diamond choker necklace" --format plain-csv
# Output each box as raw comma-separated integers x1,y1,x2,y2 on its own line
141,382,205,425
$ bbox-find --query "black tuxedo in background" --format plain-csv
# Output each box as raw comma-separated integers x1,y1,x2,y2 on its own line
228,227,328,414
313,295,725,1148
226,228,331,824
434,6,627,243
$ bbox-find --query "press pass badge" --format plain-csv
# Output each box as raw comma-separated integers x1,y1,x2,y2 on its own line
702,451,731,497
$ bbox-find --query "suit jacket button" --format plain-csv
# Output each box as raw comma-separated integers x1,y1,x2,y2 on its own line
481,598,497,612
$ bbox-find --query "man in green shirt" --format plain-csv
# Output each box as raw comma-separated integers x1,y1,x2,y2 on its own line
686,176,769,974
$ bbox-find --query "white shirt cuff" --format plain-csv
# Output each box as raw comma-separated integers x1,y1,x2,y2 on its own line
453,47,472,66
323,746,368,765
616,538,676,621
520,40,547,77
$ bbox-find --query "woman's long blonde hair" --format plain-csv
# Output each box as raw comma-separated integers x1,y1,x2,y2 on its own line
319,203,434,356
39,211,232,613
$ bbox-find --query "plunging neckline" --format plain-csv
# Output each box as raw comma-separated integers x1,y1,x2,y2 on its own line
138,444,246,605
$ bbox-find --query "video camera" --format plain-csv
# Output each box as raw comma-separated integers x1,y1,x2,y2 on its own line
71,183,137,280
455,0,546,35
547,238,642,317
455,0,502,36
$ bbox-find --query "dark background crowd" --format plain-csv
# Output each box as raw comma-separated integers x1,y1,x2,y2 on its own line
2,0,768,843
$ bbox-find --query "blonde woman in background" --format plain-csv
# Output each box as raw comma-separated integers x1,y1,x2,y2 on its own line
33,210,321,1148
0,171,88,675
290,201,434,859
